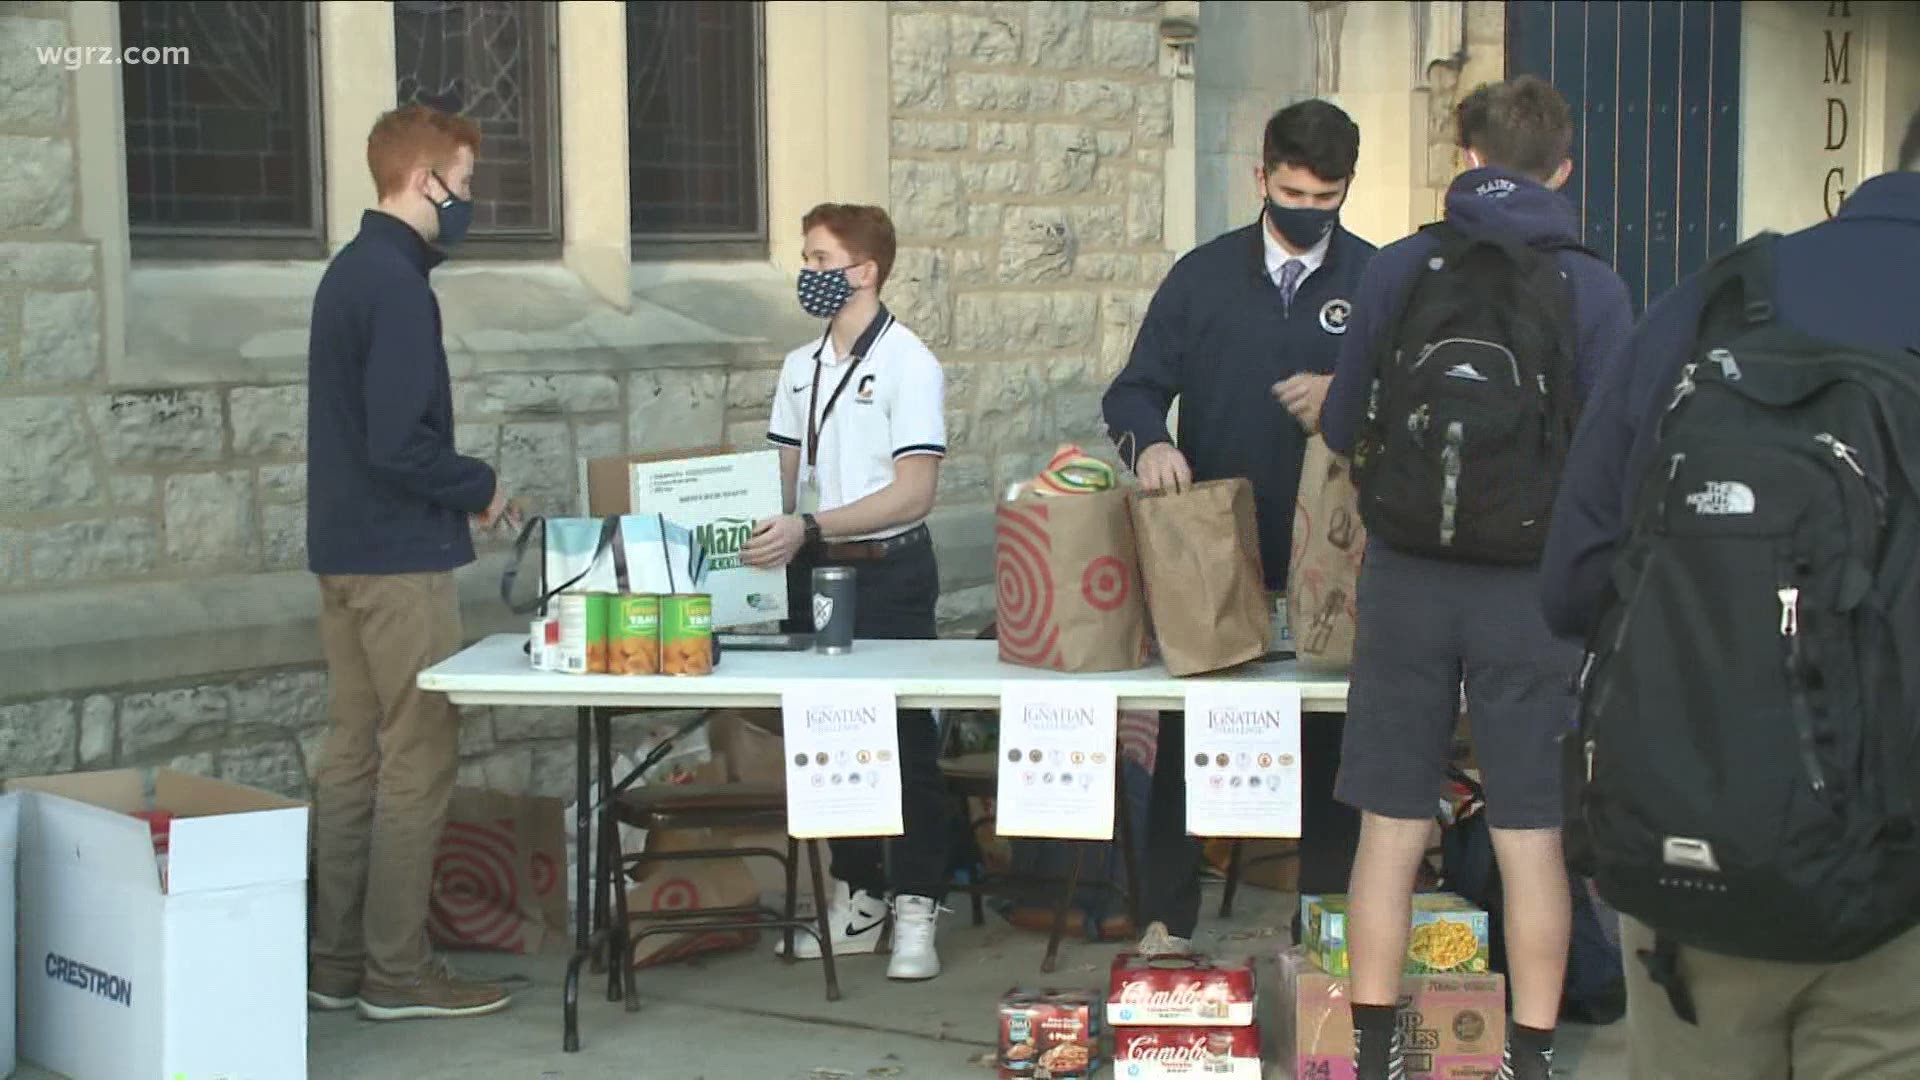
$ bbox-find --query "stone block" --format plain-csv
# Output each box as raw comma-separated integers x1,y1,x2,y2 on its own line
0,527,23,586
498,420,574,518
1137,82,1174,140
966,204,1004,239
998,206,1076,284
120,685,230,759
229,671,327,734
20,289,98,382
457,707,495,758
1068,203,1128,250
0,698,75,777
892,119,970,153
260,501,306,571
1090,1,1163,13
627,368,726,452
890,161,964,239
954,13,1022,64
953,73,1058,113
953,292,1099,353
0,397,96,510
1064,79,1136,123
1035,124,1100,195
976,121,1030,155
936,453,992,501
1027,1,1091,67
220,739,309,799
929,503,996,591
954,248,995,286
0,134,73,231
230,384,307,458
1097,130,1134,158
465,747,534,795
888,248,952,349
1128,169,1166,245
944,361,981,447
26,515,158,583
891,11,951,108
974,362,1052,445
0,241,91,286
112,473,155,508
959,160,1032,196
572,419,623,463
1092,17,1158,70
259,463,306,504
80,694,114,766
493,706,576,743
91,389,224,464
935,584,997,625
164,471,257,569
528,742,579,799
0,16,67,127
456,421,502,471
467,374,622,417
726,367,783,414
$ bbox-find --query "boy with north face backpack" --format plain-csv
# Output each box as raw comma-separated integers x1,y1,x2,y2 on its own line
1310,76,1634,1080
1540,112,1920,1078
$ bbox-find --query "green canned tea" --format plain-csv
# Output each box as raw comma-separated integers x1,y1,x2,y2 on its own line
609,594,662,675
660,594,713,676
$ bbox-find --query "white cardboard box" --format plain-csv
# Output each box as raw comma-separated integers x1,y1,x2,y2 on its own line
7,769,309,1080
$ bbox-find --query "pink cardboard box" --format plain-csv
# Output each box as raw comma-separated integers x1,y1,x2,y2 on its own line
1277,947,1506,1080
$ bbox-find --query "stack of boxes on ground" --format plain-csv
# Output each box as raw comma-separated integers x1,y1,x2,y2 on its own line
1106,953,1263,1078
1279,892,1505,1079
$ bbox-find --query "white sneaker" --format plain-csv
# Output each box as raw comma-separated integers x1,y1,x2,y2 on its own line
777,879,891,960
1136,920,1193,957
887,895,944,981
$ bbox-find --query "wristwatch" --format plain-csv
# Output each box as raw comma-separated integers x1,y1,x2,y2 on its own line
801,513,822,544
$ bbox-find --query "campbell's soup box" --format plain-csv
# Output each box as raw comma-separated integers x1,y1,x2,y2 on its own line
1107,954,1256,1027
1114,1024,1263,1078
999,988,1104,1079
1277,947,1505,1080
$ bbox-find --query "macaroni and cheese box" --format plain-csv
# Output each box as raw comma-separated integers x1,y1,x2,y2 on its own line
1277,947,1504,1080
1300,892,1491,976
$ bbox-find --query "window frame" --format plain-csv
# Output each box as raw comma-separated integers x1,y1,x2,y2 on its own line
125,2,329,261
628,0,769,262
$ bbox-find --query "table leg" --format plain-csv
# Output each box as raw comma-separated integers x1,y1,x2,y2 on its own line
1115,763,1142,930
806,841,842,1002
597,707,622,1003
563,704,592,1054
1043,845,1086,974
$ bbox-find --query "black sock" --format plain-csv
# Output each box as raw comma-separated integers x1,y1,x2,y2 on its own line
1353,1004,1399,1074
1510,1023,1554,1056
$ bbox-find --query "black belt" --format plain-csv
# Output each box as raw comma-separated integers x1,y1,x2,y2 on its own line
815,524,931,563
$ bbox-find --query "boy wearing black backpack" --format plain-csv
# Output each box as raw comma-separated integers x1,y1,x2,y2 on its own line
1305,77,1633,1080
1539,112,1920,1079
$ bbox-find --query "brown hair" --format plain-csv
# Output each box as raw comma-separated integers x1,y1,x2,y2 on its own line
802,204,898,291
1455,75,1574,182
366,104,482,200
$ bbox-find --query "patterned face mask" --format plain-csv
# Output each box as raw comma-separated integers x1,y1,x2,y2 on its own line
797,265,856,318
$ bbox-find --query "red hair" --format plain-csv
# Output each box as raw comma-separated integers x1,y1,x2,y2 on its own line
803,204,898,291
366,104,481,199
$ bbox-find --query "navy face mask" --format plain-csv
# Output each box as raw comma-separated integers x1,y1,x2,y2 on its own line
431,170,474,249
1265,197,1339,250
797,266,856,319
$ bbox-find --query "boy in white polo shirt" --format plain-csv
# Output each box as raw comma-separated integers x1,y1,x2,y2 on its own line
742,204,950,981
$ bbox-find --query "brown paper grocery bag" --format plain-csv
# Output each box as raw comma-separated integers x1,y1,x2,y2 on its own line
625,825,764,968
994,489,1151,673
1288,436,1367,672
1130,477,1271,676
427,787,570,955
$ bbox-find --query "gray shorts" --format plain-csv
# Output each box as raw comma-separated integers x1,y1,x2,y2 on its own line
1334,541,1581,830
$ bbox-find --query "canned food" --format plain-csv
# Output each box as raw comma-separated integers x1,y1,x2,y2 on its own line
610,594,662,675
556,594,610,675
660,593,714,676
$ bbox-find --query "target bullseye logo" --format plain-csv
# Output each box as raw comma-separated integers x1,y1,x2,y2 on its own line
1080,554,1130,612
428,818,527,951
995,503,1061,667
651,879,699,911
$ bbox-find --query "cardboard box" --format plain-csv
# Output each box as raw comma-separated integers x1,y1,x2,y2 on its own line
999,988,1104,1079
1277,947,1505,1080
582,446,788,628
1113,1024,1263,1077
8,769,309,1080
1301,892,1492,977
1107,953,1257,1027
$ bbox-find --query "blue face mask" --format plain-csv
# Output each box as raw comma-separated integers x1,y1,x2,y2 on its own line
431,171,473,249
1265,197,1339,250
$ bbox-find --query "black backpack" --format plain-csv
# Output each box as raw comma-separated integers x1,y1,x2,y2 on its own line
1356,221,1588,565
1563,233,1920,1022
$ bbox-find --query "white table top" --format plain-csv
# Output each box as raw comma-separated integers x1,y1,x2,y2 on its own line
420,634,1351,712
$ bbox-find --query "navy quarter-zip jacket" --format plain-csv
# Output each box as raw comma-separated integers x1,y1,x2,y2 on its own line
1103,220,1377,590
306,210,497,576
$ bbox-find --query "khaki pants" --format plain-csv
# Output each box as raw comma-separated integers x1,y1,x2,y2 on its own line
310,572,464,986
1622,915,1920,1079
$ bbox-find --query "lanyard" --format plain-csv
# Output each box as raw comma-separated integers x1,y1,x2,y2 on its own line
805,305,893,472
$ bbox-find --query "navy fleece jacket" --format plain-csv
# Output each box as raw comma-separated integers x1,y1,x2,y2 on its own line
1541,171,1920,639
1103,219,1377,590
306,210,497,575
1322,167,1635,465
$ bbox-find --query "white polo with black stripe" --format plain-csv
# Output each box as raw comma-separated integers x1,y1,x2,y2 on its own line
766,315,947,542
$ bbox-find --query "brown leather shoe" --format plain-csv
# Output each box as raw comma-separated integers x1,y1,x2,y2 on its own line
357,958,512,1021
307,967,361,1012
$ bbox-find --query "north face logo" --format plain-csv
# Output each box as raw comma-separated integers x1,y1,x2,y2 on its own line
1445,363,1489,382
1685,481,1756,516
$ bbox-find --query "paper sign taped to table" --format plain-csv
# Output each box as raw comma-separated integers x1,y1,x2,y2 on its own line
1184,684,1302,838
781,683,903,839
994,683,1118,840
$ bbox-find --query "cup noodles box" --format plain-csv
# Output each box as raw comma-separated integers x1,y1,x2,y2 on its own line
1277,947,1505,1080
999,988,1105,1080
1114,1024,1264,1078
1107,953,1256,1027
1301,892,1492,977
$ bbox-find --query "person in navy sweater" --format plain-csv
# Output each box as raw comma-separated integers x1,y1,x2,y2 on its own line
1538,112,1920,1079
305,103,514,1023
1102,99,1374,956
1315,77,1634,1080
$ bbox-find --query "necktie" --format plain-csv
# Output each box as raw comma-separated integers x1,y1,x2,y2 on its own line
1279,259,1305,314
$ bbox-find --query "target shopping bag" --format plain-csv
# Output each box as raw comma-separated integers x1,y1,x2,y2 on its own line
994,488,1150,673
427,787,570,955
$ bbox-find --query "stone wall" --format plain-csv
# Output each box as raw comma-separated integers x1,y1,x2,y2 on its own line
884,0,1179,622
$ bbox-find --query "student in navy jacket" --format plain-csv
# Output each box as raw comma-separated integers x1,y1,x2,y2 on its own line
1313,78,1634,1080
1102,99,1374,957
1537,112,1920,1079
